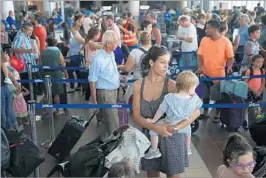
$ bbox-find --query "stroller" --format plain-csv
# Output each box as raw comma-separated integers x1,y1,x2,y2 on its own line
47,125,130,177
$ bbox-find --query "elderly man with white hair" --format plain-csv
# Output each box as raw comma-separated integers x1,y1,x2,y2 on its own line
89,30,120,138
235,14,250,63
177,15,198,68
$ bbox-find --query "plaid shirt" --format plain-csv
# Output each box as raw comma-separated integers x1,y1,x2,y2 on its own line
13,30,38,73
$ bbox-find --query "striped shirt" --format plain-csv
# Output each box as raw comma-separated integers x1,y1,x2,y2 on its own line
13,30,38,73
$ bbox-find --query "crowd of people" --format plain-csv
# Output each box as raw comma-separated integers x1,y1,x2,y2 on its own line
1,2,266,178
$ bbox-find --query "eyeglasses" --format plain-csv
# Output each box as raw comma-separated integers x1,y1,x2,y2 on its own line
231,160,256,170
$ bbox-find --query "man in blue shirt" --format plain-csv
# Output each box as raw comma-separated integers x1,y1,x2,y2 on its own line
89,30,120,138
236,14,250,64
6,10,19,30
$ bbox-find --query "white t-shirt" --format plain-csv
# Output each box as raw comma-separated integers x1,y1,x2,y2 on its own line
83,17,93,35
129,46,150,80
177,24,198,52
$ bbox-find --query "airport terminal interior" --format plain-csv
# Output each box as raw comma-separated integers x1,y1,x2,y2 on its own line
1,0,266,177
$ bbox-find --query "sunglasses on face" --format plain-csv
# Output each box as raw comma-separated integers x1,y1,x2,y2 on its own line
231,160,256,170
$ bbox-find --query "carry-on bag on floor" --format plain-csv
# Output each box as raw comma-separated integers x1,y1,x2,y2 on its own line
249,119,266,146
219,92,244,132
3,129,45,177
47,125,130,177
48,110,98,161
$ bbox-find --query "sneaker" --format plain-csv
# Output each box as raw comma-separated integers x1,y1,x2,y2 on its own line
144,148,162,159
243,120,249,130
55,110,64,116
67,88,75,93
187,147,192,155
4,77,12,84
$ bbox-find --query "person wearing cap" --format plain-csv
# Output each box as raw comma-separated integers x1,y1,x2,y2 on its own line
119,13,138,51
83,10,94,35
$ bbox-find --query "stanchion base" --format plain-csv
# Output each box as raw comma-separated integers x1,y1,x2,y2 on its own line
41,140,53,149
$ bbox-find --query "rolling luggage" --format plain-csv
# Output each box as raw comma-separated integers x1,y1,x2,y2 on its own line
219,92,244,132
48,111,97,161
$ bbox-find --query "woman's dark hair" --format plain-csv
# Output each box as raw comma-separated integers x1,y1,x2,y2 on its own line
22,10,27,17
141,45,169,77
252,54,264,63
61,22,68,29
107,160,135,178
248,25,260,35
46,37,57,47
223,133,254,167
85,27,99,43
219,21,228,33
140,20,152,30
74,11,84,22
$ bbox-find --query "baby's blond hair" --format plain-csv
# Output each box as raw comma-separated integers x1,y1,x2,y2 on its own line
175,70,199,92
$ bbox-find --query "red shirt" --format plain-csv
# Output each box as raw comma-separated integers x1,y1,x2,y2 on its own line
33,25,47,52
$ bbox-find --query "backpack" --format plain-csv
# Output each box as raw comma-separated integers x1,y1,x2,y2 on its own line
139,47,149,77
242,66,264,78
1,128,10,170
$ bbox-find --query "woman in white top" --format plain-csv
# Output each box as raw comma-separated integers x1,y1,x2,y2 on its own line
118,32,151,104
118,31,152,80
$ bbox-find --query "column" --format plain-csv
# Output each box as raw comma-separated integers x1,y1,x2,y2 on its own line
187,0,191,9
1,1,14,19
75,0,80,10
199,0,204,10
42,0,50,17
203,0,210,12
60,1,65,22
128,1,140,27
179,0,186,10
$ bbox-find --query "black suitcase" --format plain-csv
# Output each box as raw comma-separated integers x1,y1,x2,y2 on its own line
219,92,244,132
48,111,97,161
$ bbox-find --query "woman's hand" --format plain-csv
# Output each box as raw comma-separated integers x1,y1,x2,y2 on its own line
155,124,174,137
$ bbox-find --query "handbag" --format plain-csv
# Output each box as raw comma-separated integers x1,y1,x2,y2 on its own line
9,55,25,72
3,129,45,177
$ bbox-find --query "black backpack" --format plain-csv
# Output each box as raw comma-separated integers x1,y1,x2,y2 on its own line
3,129,45,177
242,66,264,78
139,47,149,78
47,125,129,177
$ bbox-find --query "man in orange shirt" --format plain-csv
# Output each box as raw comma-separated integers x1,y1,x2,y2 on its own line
197,20,234,120
33,16,47,52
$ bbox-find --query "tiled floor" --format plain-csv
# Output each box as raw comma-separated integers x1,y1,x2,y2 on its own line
28,91,254,177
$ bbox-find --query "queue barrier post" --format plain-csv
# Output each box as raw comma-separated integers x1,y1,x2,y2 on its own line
27,63,34,101
27,100,40,178
41,75,55,149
